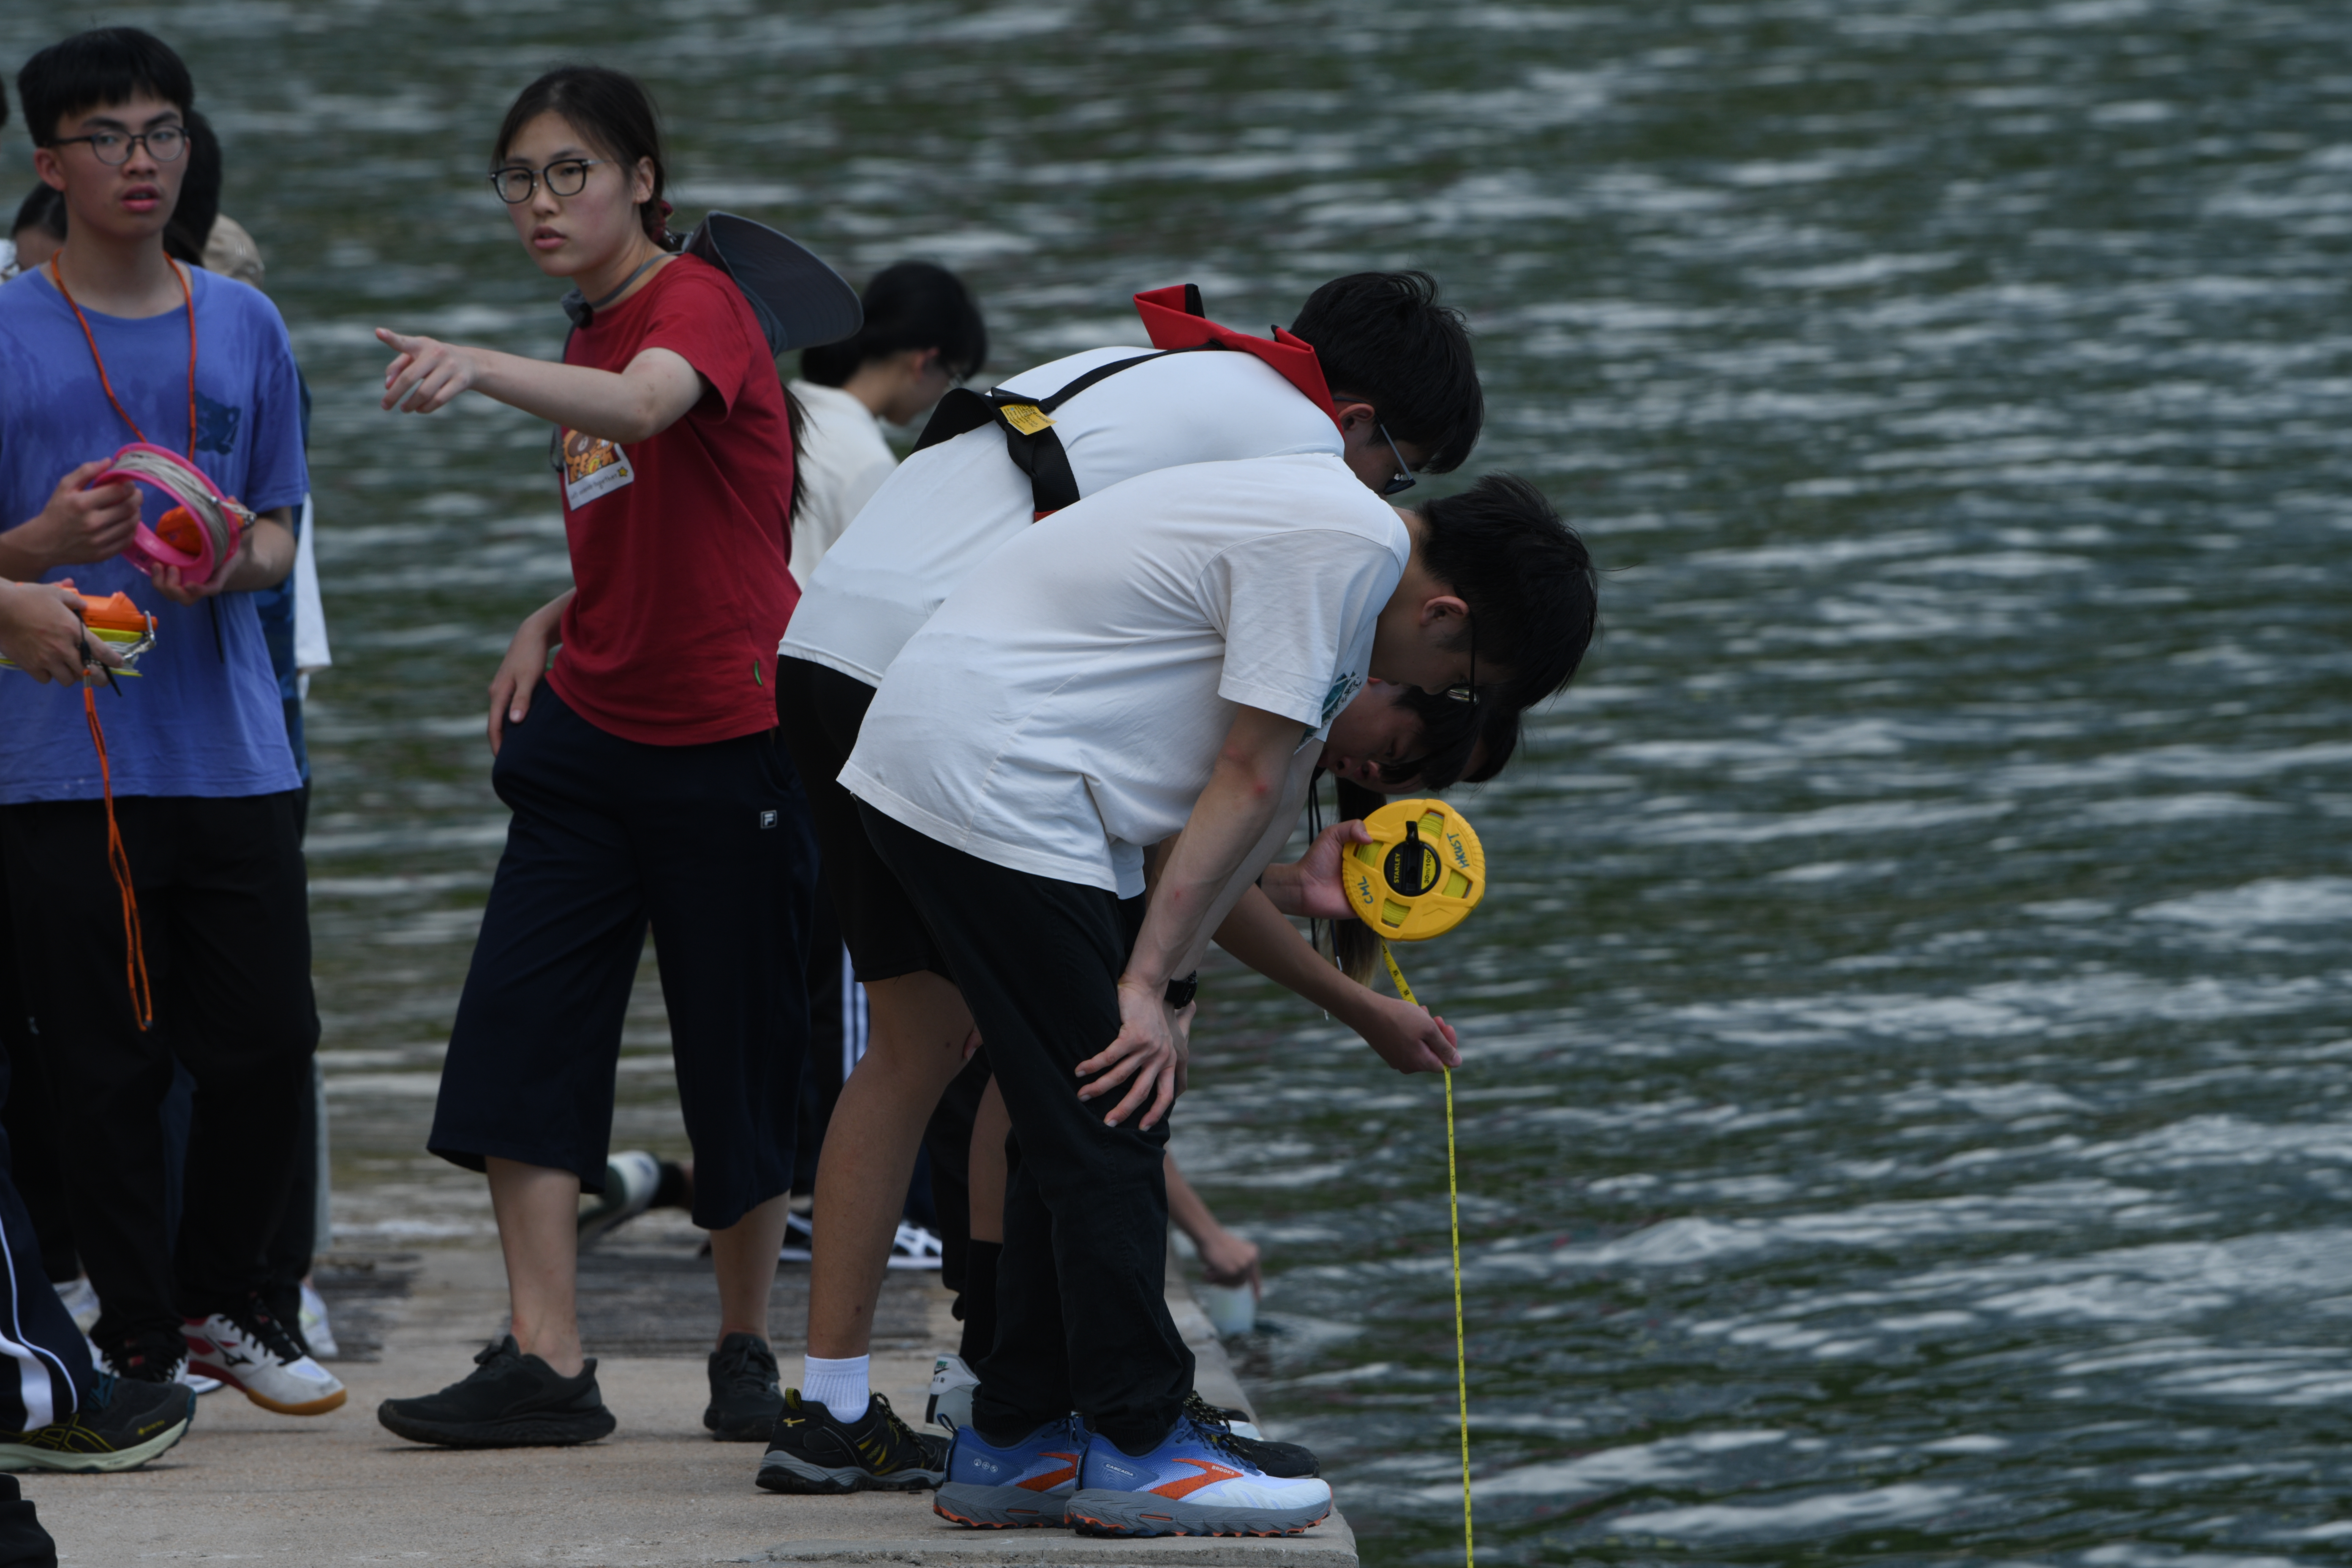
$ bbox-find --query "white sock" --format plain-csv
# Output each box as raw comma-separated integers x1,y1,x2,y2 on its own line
801,1353,871,1423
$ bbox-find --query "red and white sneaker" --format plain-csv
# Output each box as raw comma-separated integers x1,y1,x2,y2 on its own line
183,1299,346,1416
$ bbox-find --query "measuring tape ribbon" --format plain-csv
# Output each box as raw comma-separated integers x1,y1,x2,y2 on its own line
1346,797,1485,1566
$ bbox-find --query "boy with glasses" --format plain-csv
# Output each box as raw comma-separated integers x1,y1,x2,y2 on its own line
0,27,341,1417
845,461,1594,1534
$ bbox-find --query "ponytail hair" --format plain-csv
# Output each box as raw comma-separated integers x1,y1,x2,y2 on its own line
493,65,674,250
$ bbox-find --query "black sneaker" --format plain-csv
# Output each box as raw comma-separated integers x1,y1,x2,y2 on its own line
756,1388,948,1494
0,1374,195,1472
704,1333,782,1441
103,1332,185,1384
377,1336,617,1448
1181,1390,1320,1478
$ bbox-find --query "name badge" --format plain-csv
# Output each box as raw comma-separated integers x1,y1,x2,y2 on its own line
560,429,634,508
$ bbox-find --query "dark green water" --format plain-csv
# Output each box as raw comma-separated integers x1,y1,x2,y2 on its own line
8,2,2350,1562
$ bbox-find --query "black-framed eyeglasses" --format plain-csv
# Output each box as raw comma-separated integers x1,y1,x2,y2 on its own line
1377,423,1417,498
1436,617,1480,704
490,158,607,205
50,125,186,165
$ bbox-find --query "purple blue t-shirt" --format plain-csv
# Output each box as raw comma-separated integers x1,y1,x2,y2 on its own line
0,264,308,803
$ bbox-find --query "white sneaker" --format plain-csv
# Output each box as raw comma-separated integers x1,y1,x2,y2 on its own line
887,1221,943,1270
298,1281,340,1360
51,1277,100,1334
182,1303,346,1416
577,1150,662,1247
778,1208,814,1264
927,1351,979,1431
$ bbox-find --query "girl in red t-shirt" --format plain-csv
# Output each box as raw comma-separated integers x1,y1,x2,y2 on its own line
368,66,829,1457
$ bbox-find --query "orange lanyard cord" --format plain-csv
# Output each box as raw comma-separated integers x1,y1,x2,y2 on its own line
47,254,197,457
81,687,152,1032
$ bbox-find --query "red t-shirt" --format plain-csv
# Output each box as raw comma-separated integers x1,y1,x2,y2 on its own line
545,254,798,746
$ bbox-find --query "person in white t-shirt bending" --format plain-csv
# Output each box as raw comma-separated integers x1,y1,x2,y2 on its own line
828,456,1595,1533
786,261,987,588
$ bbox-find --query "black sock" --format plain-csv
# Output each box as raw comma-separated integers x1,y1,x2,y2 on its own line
958,1240,1001,1364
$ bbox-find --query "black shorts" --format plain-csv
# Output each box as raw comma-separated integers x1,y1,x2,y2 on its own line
776,654,947,983
427,684,816,1233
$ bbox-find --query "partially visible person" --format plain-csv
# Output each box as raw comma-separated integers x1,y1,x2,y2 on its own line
780,258,988,1359
5,185,64,278
0,26,340,1418
0,586,196,1482
787,260,985,587
1164,1157,1257,1297
370,63,815,1451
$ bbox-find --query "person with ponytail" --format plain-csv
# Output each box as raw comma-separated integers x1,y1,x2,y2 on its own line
371,65,817,1452
788,261,985,585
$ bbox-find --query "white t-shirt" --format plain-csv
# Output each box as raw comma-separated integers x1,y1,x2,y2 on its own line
841,452,1408,896
786,378,897,588
781,346,1343,685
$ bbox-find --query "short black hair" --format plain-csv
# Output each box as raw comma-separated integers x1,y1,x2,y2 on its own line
11,185,64,242
1290,271,1483,473
17,28,193,149
1416,474,1597,715
800,261,988,387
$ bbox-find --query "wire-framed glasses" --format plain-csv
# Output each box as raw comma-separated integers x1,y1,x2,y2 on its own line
1377,423,1418,497
1437,617,1479,704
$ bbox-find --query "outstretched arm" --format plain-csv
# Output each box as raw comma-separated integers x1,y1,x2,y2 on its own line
1213,886,1460,1073
376,328,705,446
1165,1154,1261,1295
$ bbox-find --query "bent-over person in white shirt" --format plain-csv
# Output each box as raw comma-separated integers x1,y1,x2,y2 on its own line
817,453,1596,1535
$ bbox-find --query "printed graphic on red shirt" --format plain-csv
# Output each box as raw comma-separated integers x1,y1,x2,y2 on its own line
561,428,634,508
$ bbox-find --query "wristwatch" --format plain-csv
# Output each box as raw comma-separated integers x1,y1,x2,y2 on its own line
1164,972,1199,1009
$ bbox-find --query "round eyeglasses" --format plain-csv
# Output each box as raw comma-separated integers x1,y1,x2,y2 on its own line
490,158,606,205
50,126,185,166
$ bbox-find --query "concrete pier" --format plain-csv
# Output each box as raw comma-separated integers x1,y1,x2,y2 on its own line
21,1230,1356,1566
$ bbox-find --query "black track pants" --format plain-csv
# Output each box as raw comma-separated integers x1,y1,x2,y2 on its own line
0,793,317,1350
860,805,1190,1451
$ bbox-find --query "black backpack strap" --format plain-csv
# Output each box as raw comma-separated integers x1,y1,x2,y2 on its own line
912,343,1219,516
911,385,1007,454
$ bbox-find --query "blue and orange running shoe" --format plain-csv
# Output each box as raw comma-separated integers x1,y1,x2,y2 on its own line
1067,1413,1332,1538
933,1415,1087,1528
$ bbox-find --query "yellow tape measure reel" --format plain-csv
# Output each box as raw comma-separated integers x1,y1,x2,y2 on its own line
1343,797,1485,941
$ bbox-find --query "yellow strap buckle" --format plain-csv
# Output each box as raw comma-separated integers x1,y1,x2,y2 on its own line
996,401,1055,436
